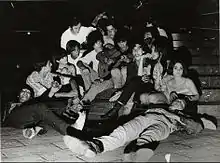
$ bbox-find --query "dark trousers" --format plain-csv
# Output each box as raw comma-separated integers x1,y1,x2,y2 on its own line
4,103,69,135
118,76,155,105
71,75,85,98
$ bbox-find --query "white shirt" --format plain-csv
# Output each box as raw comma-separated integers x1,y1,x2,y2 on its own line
79,50,99,72
67,52,83,75
157,27,168,38
60,26,96,49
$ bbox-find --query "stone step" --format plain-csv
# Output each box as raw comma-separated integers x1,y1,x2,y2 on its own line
188,47,219,56
173,40,218,49
198,16,219,29
198,104,220,119
189,65,220,75
199,76,220,88
199,89,220,102
191,55,219,65
172,30,219,41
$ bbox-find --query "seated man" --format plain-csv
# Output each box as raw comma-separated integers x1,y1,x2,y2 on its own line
60,17,96,50
63,92,217,161
2,85,86,138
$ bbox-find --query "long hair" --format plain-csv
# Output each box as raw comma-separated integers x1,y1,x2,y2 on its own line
51,49,68,73
169,59,188,77
83,30,103,57
151,36,171,75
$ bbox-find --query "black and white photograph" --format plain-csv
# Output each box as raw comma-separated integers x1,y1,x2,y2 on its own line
0,0,219,162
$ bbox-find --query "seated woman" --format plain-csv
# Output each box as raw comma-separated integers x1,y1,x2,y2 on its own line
52,51,76,78
26,60,56,98
165,59,200,114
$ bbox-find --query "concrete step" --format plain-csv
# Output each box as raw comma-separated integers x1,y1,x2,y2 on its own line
188,47,219,56
199,76,220,88
198,104,220,119
191,55,219,65
190,65,220,75
199,89,220,102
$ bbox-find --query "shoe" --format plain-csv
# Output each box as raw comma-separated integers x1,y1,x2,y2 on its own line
124,140,159,162
63,136,103,158
124,140,159,153
201,113,217,130
71,111,86,130
37,127,48,135
66,126,93,141
23,126,43,139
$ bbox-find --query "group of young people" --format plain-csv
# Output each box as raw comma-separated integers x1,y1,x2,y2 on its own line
2,12,218,161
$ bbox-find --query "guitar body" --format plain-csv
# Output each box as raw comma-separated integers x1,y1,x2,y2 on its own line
98,62,112,79
98,48,121,79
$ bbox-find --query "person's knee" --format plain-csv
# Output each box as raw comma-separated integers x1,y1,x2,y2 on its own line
82,69,90,75
111,68,121,77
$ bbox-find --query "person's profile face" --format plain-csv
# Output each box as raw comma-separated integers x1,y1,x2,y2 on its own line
71,23,81,35
19,89,31,103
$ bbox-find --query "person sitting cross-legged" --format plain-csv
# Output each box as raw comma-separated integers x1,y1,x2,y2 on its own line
63,92,217,161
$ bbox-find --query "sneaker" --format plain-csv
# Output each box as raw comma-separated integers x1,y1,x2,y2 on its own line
22,126,43,139
63,136,103,158
71,111,86,130
124,140,158,162
201,113,217,130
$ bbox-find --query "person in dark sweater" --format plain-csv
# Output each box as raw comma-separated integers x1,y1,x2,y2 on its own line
63,92,217,161
2,85,86,137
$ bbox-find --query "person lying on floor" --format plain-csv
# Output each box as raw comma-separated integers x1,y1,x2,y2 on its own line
2,85,86,139
63,92,217,161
